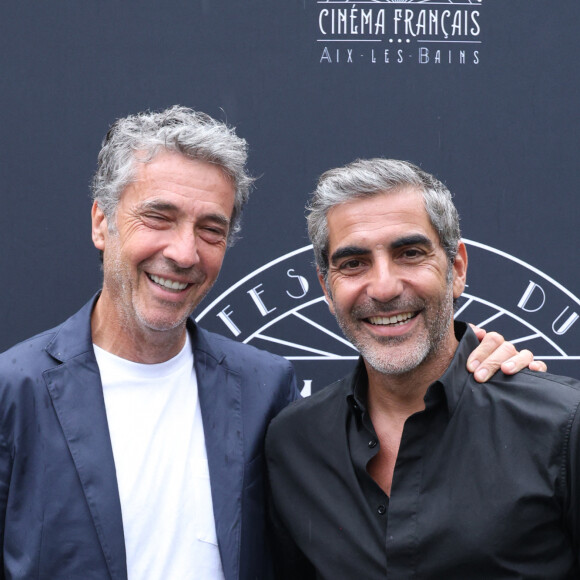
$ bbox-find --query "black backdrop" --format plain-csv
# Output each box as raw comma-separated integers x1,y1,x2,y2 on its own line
1,1,579,394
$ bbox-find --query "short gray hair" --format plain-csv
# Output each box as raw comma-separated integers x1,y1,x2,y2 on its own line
91,105,254,244
307,158,461,280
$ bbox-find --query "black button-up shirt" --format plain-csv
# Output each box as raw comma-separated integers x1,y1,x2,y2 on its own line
266,323,580,579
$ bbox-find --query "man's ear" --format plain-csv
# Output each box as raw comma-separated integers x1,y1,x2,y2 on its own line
91,201,108,251
317,268,336,316
452,241,468,299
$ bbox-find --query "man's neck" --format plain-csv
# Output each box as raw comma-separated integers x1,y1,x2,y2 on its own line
91,295,187,364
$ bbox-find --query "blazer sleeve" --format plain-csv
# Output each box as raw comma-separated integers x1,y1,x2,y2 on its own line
0,432,11,579
283,363,301,410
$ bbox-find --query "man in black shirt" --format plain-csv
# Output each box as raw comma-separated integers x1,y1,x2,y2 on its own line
265,159,580,579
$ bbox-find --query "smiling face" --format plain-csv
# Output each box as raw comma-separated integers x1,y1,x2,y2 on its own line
91,151,235,360
320,187,467,378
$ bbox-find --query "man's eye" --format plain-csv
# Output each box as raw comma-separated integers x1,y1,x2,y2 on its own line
401,248,423,259
200,227,227,243
339,259,363,270
143,213,167,223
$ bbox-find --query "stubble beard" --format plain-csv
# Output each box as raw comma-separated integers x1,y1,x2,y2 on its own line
104,242,205,336
334,284,455,376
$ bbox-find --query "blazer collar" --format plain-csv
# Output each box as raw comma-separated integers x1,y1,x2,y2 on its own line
45,293,99,363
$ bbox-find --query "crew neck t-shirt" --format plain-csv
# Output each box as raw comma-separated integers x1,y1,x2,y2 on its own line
95,335,224,580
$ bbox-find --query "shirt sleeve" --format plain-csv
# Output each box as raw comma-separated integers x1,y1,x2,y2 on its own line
265,408,316,580
565,399,580,564
267,486,316,580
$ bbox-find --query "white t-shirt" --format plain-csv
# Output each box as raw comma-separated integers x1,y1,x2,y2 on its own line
94,334,224,580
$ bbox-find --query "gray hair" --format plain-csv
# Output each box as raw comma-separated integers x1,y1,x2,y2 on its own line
307,158,461,280
91,105,254,244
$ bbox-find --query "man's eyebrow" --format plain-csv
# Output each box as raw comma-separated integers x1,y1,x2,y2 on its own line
330,235,434,265
138,199,179,213
330,246,370,265
391,234,433,250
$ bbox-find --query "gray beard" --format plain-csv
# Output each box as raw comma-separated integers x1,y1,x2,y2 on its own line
335,286,454,376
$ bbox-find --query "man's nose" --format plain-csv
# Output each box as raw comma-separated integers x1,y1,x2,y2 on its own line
366,259,404,303
163,229,200,269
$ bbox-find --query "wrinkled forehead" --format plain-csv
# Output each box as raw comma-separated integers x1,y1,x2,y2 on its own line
326,187,431,240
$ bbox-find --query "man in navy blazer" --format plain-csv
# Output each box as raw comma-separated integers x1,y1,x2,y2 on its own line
0,297,297,580
0,106,299,580
0,107,539,580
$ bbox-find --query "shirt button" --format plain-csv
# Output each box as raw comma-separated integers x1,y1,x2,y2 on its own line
368,439,377,448
377,505,386,515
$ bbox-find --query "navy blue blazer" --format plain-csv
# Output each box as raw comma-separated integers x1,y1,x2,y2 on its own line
0,296,300,579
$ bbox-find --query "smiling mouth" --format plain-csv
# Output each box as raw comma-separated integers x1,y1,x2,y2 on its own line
366,312,417,326
147,273,190,292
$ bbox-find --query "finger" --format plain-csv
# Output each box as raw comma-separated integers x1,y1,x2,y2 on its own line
472,337,519,383
528,360,547,373
469,323,486,341
500,349,534,375
467,331,506,373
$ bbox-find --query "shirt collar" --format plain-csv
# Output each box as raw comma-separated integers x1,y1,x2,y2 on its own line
436,320,477,416
346,359,370,429
345,321,476,419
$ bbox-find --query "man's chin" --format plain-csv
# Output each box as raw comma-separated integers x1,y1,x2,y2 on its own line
145,321,187,333
356,337,431,376
135,309,192,334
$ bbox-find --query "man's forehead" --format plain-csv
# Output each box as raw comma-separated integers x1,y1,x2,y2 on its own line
326,188,432,241
327,186,423,216
130,150,232,188
117,153,235,211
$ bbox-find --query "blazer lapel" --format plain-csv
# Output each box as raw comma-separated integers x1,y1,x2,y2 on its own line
192,323,244,580
44,298,127,580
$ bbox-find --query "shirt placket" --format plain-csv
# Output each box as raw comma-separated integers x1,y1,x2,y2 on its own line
385,391,444,579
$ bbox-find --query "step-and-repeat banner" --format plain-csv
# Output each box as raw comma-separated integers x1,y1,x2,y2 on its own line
1,1,578,393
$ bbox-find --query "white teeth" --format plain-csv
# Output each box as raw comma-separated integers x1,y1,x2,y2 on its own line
149,274,188,291
368,312,414,326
